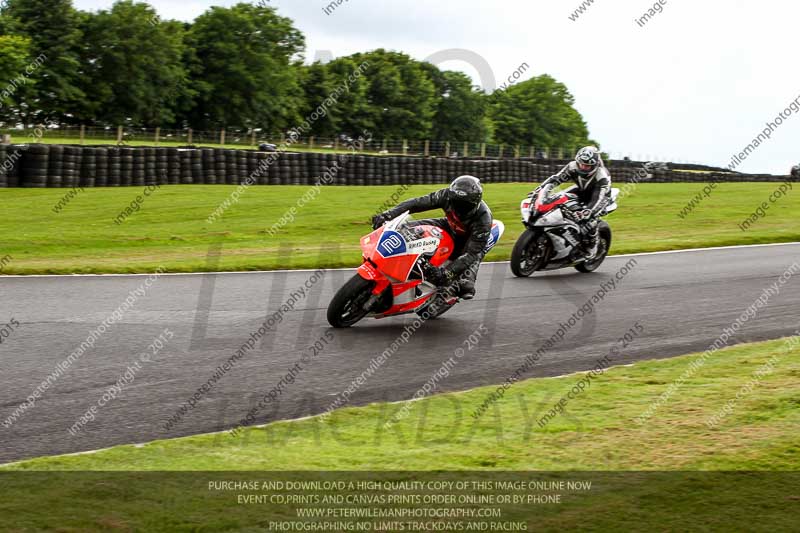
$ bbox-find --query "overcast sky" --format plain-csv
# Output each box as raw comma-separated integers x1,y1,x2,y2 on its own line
73,0,800,174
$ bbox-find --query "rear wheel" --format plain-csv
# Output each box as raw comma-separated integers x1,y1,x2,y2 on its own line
510,229,549,277
327,274,376,328
575,223,611,273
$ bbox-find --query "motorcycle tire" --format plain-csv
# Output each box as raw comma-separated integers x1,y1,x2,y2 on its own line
510,229,549,277
327,274,376,328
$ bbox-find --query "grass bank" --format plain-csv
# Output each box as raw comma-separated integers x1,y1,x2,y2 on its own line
0,183,798,274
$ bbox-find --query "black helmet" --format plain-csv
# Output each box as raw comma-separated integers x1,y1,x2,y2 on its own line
448,175,483,216
575,146,601,176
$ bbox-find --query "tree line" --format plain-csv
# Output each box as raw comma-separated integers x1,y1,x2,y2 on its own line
0,0,597,148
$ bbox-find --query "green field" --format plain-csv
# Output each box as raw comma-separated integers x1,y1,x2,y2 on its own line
0,182,798,275
1,338,797,530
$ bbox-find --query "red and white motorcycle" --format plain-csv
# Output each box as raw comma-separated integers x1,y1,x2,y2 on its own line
510,188,619,277
327,212,504,327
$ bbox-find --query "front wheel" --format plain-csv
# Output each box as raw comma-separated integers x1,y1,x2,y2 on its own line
510,229,549,277
327,274,376,328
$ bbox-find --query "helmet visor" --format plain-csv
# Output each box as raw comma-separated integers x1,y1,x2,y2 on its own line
451,195,480,215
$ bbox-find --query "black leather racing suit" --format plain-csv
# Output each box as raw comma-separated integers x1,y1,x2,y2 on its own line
538,161,612,255
381,188,493,291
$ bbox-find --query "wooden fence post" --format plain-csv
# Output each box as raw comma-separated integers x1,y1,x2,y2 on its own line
463,142,469,157
116,125,123,144
480,143,486,157
79,125,85,145
498,144,504,158
187,128,193,145
155,127,160,146
424,140,429,156
251,130,256,147
220,129,226,146
444,141,450,156
402,139,408,156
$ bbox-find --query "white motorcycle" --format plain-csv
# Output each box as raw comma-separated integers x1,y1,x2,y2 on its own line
510,188,620,277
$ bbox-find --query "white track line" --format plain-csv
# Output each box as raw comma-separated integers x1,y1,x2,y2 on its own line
1,241,798,279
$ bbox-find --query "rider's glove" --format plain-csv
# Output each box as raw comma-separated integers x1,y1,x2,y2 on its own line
577,209,593,223
372,212,390,230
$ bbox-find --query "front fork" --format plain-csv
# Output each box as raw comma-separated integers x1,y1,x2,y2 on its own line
357,261,391,310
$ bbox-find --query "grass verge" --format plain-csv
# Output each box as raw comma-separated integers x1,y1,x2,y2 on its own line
1,337,798,530
5,336,799,471
0,183,798,275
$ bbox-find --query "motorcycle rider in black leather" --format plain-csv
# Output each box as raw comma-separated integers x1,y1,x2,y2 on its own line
534,146,611,260
371,175,491,300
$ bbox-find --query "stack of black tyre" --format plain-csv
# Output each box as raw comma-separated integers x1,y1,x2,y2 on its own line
46,145,64,187
63,146,82,188
167,148,180,185
120,147,134,186
80,147,96,188
20,144,47,188
224,149,238,184
237,150,249,184
155,148,169,185
202,149,216,184
179,149,193,184
211,149,224,184
107,147,121,186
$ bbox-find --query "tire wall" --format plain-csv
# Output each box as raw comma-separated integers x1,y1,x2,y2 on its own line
0,144,793,188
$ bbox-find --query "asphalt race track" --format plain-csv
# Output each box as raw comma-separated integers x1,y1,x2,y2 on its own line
1,243,799,463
